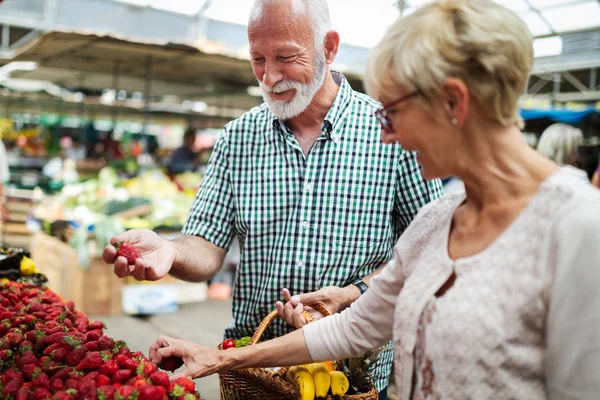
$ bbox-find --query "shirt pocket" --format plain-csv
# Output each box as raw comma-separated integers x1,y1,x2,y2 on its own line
329,180,391,248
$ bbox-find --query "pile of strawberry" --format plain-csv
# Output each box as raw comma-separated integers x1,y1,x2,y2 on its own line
0,281,202,400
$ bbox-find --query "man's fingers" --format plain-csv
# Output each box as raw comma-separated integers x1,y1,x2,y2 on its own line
275,301,285,318
103,245,117,264
132,264,146,281
149,335,175,363
282,288,292,302
296,290,324,306
113,257,131,278
292,303,307,328
170,369,191,381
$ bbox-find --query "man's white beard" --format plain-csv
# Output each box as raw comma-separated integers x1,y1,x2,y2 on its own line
259,50,327,121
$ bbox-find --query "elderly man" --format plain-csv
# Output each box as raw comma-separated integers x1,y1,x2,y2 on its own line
103,0,443,396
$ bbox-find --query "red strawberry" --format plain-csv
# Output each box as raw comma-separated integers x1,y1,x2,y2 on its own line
99,360,119,377
2,377,25,397
174,377,196,393
15,386,30,400
18,340,34,354
143,361,157,376
51,391,73,400
22,364,42,381
98,385,116,400
85,341,100,351
112,369,132,384
115,354,130,367
168,382,185,398
32,388,52,400
97,336,114,351
123,358,140,371
0,348,13,362
41,359,62,376
2,370,22,384
130,351,144,360
115,242,142,265
50,347,69,362
50,377,65,391
65,378,79,390
16,350,37,368
51,367,73,382
149,371,170,389
117,385,137,398
65,346,88,367
85,331,102,343
76,351,103,370
158,356,183,372
8,331,24,345
138,385,166,400
31,372,50,390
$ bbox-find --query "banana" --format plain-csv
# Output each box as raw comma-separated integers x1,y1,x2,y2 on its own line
294,370,316,400
307,363,331,399
329,370,350,398
284,365,309,383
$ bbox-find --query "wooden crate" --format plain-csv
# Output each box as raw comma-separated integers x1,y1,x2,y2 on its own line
30,233,122,315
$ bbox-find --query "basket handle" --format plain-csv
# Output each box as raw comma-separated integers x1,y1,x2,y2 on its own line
249,302,331,345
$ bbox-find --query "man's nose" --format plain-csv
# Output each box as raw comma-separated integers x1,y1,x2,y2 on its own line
263,61,284,87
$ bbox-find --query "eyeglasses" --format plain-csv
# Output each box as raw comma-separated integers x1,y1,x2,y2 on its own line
374,90,420,133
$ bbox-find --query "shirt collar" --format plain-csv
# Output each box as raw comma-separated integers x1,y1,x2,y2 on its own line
270,72,354,144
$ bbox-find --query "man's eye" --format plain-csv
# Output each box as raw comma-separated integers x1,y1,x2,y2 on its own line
278,55,296,62
252,57,265,63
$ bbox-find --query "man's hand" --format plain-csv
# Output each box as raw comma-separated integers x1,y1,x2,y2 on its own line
149,335,222,380
103,229,176,281
275,285,361,329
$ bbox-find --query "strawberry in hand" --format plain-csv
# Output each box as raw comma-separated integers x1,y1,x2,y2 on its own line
115,242,142,265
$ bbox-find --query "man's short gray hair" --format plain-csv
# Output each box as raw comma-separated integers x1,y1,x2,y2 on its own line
249,0,332,49
536,123,584,166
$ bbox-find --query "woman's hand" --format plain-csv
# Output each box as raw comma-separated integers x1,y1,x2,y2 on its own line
149,336,223,380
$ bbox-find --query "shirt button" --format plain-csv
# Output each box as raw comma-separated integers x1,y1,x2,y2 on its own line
297,261,304,267
301,221,309,229
305,183,312,192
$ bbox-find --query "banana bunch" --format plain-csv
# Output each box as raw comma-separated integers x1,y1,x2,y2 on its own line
285,362,349,400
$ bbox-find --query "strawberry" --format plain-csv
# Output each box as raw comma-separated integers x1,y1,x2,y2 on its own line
51,367,73,382
122,358,140,371
85,331,102,343
97,336,114,351
98,385,116,400
50,347,69,362
2,377,25,397
143,361,156,376
98,360,119,377
8,331,24,345
32,388,53,400
2,370,22,384
138,385,166,400
18,340,34,354
25,314,37,326
115,242,142,265
22,364,42,381
41,359,62,376
0,348,13,362
174,377,196,393
97,374,111,387
76,351,103,370
50,377,65,391
117,385,137,399
149,371,169,389
115,354,130,368
168,382,185,398
16,350,37,368
66,346,88,367
65,378,79,390
158,356,183,372
112,369,132,384
130,351,144,360
32,373,50,390
85,341,100,351
15,386,30,400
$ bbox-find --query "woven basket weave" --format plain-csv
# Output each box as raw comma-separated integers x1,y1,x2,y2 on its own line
219,303,378,400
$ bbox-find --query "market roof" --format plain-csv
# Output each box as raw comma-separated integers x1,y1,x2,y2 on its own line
5,30,364,110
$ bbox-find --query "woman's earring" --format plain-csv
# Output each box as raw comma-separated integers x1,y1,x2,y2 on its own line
451,117,458,125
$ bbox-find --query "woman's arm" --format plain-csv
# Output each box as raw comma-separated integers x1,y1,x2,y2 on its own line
545,199,600,399
149,329,312,380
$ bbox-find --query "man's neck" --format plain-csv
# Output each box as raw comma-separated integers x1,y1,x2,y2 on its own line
286,70,340,136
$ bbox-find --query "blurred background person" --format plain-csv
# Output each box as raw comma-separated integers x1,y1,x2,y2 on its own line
167,128,200,175
536,123,589,183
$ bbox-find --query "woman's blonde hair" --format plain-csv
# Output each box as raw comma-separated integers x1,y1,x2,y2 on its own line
536,123,584,166
365,0,533,128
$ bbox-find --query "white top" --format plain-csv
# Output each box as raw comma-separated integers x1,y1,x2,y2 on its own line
304,170,600,399
0,140,9,184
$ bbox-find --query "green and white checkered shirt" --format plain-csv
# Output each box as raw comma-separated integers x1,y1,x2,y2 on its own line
182,73,444,391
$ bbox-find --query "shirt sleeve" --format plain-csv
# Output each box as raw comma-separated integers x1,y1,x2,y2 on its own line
181,133,235,250
545,199,600,399
0,140,9,184
303,250,405,361
394,149,444,233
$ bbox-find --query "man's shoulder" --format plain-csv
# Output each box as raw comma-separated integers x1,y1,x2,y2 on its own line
225,103,272,133
348,89,382,112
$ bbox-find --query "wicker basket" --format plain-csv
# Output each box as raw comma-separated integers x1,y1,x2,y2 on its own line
219,304,378,400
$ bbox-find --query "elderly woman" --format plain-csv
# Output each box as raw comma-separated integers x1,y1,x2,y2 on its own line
537,123,589,182
149,0,600,398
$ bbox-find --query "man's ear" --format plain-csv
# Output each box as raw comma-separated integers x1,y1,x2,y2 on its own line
323,30,340,64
